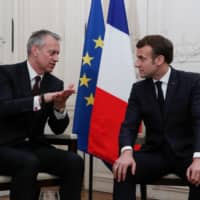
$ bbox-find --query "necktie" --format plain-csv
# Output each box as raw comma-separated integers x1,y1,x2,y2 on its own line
32,76,41,95
155,81,164,115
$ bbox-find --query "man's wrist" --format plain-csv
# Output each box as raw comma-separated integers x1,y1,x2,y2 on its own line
121,146,133,154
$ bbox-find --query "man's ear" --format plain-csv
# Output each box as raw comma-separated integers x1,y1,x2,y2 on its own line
155,55,165,66
31,45,39,57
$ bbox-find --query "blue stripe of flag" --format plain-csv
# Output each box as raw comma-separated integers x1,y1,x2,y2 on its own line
107,0,129,34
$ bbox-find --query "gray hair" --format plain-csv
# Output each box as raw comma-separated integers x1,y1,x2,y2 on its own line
27,29,61,56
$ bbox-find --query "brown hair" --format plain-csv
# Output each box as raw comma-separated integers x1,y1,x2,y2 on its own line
136,35,173,64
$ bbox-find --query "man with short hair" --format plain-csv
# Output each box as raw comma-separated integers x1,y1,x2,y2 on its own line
0,29,83,200
113,35,200,200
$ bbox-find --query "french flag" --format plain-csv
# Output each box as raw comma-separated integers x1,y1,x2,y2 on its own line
88,0,136,164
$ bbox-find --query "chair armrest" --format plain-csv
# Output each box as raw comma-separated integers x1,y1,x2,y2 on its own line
44,134,77,153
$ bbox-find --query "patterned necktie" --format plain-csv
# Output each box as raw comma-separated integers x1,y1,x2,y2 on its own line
155,81,164,115
32,76,41,95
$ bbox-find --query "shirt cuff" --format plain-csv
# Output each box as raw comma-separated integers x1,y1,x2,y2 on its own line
33,96,41,111
121,146,133,154
54,108,67,119
193,152,200,158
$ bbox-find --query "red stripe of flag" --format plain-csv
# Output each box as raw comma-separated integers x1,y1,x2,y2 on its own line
88,87,127,163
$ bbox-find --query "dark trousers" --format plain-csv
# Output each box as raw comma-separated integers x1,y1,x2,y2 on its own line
0,141,84,200
113,146,200,200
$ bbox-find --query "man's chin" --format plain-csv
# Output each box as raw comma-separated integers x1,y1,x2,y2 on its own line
139,74,150,79
139,73,146,78
47,67,54,72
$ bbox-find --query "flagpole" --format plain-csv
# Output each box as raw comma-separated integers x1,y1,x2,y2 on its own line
89,155,93,200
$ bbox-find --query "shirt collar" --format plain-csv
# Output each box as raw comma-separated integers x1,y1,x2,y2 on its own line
153,67,171,85
27,61,43,81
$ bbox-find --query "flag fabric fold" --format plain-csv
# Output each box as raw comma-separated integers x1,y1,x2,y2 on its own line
72,0,105,152
88,0,136,164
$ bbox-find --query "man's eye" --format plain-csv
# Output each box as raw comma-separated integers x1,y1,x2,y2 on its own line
49,51,59,56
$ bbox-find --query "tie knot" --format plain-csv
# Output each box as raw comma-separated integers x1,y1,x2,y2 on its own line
34,75,41,83
155,81,162,88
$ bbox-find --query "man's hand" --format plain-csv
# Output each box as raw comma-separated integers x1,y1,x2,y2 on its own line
53,84,75,111
42,84,75,110
113,150,136,182
186,158,200,186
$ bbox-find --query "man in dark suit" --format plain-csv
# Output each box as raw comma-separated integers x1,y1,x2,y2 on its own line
0,30,83,200
113,35,200,200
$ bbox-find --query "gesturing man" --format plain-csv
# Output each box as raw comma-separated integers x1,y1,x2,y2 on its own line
0,30,83,200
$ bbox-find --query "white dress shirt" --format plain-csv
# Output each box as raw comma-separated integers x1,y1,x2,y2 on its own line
27,61,66,119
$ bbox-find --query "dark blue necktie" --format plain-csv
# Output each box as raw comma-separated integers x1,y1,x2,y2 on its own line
155,81,164,115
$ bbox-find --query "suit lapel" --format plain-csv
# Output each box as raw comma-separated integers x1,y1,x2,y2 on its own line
17,61,32,96
40,73,51,93
164,68,178,118
145,78,161,115
17,63,53,96
146,78,157,101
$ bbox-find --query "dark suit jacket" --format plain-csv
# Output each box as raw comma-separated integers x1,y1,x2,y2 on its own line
0,61,69,145
119,67,200,157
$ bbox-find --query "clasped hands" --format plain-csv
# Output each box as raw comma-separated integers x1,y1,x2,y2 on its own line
41,84,75,112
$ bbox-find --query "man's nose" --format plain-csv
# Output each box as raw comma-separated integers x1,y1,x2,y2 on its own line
54,54,59,62
135,60,140,68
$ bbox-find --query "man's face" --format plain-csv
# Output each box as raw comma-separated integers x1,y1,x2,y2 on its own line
135,45,159,79
33,35,60,73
